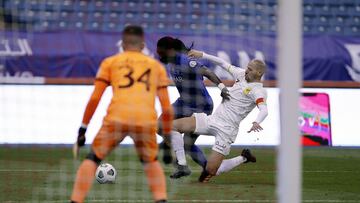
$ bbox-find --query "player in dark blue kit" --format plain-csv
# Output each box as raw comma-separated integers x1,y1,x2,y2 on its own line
156,36,230,179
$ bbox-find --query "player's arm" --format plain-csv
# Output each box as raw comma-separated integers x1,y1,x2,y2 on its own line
73,80,108,158
199,66,230,100
78,80,108,143
156,63,174,141
248,98,268,133
188,50,245,78
73,58,111,159
157,87,174,138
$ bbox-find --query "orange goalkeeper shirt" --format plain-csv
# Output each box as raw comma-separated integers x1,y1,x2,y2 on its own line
95,51,170,127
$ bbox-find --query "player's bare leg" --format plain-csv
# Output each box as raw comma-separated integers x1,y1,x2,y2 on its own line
198,150,225,182
132,127,168,203
70,159,98,203
169,116,196,179
184,133,207,169
157,114,174,164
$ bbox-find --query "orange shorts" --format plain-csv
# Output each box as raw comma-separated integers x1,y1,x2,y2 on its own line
92,120,158,162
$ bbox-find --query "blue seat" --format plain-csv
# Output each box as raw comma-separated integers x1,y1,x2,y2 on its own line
106,12,122,23
345,16,360,25
191,1,203,12
344,26,360,35
205,1,217,11
221,2,234,12
28,0,43,11
108,1,124,11
54,21,71,30
140,12,155,22
306,0,326,6
74,21,85,30
314,15,332,25
314,5,331,15
236,23,250,32
124,12,138,21
329,26,344,35
303,25,314,34
91,12,104,22
303,15,316,24
140,1,154,11
303,4,315,15
60,0,74,11
331,5,349,15
175,1,186,10
44,1,60,11
92,1,109,12
331,16,346,24
173,13,184,21
316,25,329,33
76,0,89,12
205,13,217,24
103,22,119,32
86,21,103,31
156,12,171,21
59,11,76,22
158,1,171,10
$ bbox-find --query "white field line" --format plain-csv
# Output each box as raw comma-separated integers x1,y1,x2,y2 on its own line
4,200,359,203
0,169,358,173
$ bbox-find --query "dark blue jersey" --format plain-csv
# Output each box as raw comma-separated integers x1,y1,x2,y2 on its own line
165,53,213,110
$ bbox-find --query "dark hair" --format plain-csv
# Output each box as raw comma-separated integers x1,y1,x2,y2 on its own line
173,38,194,53
157,36,174,49
157,36,194,53
122,25,144,37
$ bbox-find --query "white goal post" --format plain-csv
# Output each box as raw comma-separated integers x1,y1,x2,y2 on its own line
277,0,303,203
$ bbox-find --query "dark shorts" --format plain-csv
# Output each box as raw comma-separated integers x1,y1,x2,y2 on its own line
172,98,213,119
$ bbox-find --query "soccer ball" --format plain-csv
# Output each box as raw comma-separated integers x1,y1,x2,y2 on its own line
95,163,117,184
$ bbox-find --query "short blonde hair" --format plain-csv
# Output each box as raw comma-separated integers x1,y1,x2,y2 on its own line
250,59,266,73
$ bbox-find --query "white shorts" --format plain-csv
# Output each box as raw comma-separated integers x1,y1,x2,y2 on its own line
193,113,238,156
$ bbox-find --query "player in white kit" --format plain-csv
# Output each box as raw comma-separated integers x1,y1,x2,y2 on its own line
169,49,269,182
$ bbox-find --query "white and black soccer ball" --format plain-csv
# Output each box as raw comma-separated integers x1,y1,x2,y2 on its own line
95,163,117,184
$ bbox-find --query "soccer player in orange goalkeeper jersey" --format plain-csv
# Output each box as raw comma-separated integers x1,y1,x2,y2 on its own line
70,25,173,203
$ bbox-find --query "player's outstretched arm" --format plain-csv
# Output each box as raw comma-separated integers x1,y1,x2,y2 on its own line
199,67,230,100
73,80,108,159
188,50,244,78
247,103,268,133
189,50,232,69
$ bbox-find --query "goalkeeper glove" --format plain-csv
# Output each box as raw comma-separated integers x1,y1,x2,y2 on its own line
73,125,86,159
77,126,87,147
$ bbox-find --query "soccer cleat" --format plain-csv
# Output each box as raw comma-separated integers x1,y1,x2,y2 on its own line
198,170,213,183
169,164,191,179
241,149,256,163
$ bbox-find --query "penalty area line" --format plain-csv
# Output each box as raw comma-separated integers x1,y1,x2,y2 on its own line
29,200,360,203
0,169,358,173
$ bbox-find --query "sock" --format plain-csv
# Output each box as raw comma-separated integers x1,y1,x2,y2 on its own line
143,161,167,202
216,155,247,176
189,144,207,169
171,131,187,165
70,159,97,203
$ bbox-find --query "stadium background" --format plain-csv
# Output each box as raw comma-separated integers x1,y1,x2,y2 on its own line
1,0,360,202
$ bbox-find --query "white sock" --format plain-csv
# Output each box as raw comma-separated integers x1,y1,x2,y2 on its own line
171,131,187,166
216,155,246,176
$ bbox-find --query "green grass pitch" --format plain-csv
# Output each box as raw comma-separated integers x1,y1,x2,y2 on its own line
0,146,359,202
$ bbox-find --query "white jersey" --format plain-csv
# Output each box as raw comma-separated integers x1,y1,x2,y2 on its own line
212,65,267,140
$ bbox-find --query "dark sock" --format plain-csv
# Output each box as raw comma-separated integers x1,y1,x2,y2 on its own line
189,144,207,169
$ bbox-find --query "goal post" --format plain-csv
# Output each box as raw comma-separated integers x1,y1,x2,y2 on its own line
277,0,303,203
